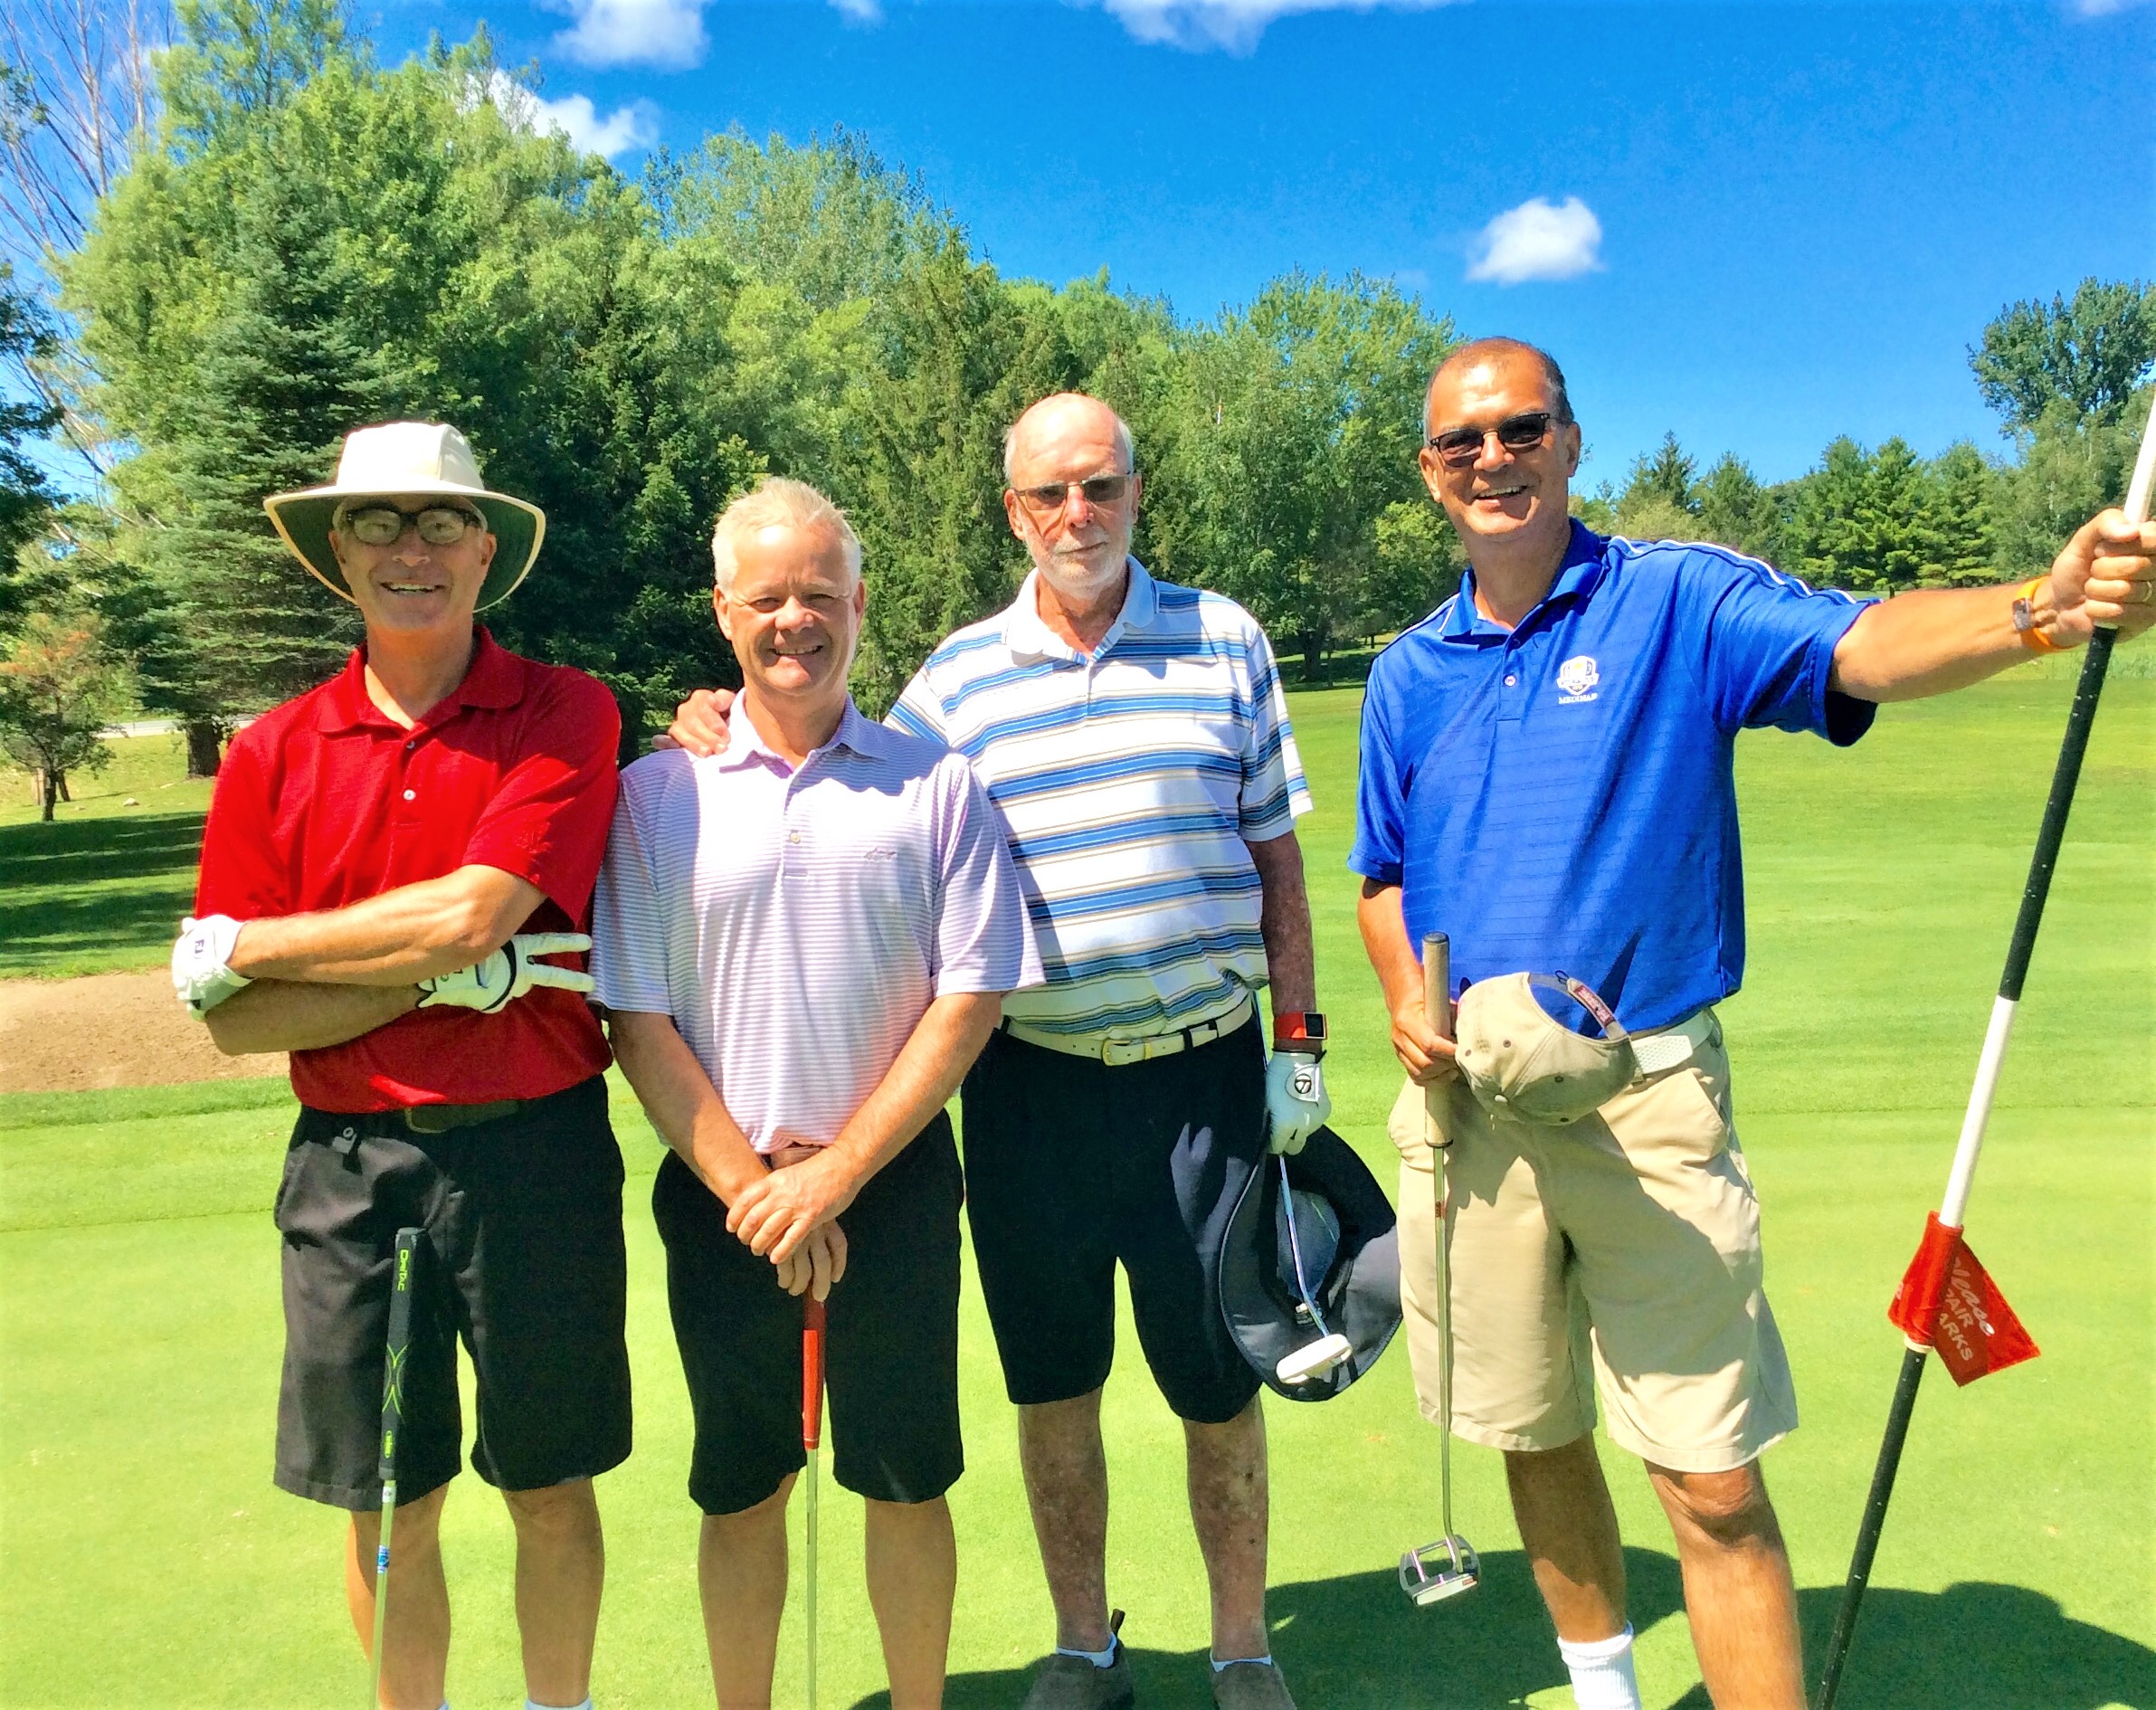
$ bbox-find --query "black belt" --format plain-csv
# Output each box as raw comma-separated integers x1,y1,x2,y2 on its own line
401,1098,522,1134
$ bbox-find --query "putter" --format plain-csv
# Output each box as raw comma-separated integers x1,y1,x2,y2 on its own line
1401,935,1479,1607
1272,1154,1353,1385
367,1228,422,1709
802,1293,826,1710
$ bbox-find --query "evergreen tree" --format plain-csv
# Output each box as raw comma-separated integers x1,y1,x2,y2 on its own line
1693,453,1784,563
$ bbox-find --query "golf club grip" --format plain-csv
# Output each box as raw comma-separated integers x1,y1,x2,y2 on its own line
377,1229,422,1476
802,1297,826,1450
1422,933,1451,1040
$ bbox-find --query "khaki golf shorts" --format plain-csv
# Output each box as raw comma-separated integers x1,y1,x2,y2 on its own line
1388,1014,1798,1474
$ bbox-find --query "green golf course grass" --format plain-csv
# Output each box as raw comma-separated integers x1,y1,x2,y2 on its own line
2,672,2151,1708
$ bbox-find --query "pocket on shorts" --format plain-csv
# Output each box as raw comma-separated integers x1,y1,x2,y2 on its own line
1602,1064,1733,1171
1388,1075,1458,1163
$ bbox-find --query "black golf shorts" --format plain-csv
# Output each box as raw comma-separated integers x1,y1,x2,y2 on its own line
962,1017,1266,1424
272,1075,632,1511
651,1114,964,1515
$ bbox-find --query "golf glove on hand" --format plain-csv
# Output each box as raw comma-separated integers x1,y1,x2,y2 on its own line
172,915,252,1016
1264,1049,1330,1155
416,932,595,1012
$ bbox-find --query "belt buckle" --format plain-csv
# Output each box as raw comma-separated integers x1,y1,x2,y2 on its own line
404,1106,451,1135
1102,1038,1145,1068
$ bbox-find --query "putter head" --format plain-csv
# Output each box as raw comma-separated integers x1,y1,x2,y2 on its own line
1275,1331,1353,1386
1400,1535,1480,1606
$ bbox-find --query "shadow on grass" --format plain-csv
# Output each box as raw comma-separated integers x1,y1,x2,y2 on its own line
0,811,205,974
0,810,205,886
860,1551,2154,1708
1772,1578,2156,1710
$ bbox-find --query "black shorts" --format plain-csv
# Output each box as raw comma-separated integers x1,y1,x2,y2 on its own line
962,1017,1266,1423
272,1076,632,1511
652,1114,964,1515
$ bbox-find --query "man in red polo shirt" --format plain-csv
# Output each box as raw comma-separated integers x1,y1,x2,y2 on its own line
170,423,627,1710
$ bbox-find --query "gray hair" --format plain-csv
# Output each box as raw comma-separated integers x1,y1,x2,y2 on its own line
1422,337,1575,441
710,477,862,592
1002,394,1137,483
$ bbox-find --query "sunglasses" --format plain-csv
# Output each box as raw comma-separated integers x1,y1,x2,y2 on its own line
1424,412,1561,470
1013,473,1135,514
337,504,487,546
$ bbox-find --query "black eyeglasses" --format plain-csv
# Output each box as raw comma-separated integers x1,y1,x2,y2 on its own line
337,504,487,546
1424,412,1562,470
1013,473,1135,514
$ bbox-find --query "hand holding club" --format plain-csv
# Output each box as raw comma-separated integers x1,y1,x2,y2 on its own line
774,1223,849,1301
415,933,594,1012
727,1136,859,1266
1389,993,1458,1086
2037,509,2156,644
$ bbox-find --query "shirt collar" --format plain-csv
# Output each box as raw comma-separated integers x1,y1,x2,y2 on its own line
314,625,524,733
1002,556,1156,661
1445,522,1609,643
715,694,887,772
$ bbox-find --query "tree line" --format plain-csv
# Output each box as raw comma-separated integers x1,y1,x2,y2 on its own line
0,2,2150,813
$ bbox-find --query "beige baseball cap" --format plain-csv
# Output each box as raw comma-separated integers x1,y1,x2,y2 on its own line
1452,972,1637,1125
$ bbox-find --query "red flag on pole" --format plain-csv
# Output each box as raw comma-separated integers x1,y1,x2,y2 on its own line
1886,1212,2038,1387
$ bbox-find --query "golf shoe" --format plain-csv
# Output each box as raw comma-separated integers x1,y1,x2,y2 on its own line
1211,1660,1296,1709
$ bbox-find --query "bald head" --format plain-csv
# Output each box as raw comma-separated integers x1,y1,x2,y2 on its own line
1423,338,1573,441
1002,393,1136,484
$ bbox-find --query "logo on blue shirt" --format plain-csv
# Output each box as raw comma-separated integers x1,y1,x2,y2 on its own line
1556,654,1600,704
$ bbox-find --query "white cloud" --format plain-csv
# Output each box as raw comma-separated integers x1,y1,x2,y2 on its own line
1100,0,1457,54
1465,196,1604,285
551,0,709,69
2075,0,2151,14
477,72,658,159
831,0,885,21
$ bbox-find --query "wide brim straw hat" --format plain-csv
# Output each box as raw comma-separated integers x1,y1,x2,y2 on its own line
263,422,546,612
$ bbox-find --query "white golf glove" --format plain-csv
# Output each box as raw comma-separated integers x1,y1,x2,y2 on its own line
415,933,595,1012
1264,1049,1330,1155
172,915,252,1016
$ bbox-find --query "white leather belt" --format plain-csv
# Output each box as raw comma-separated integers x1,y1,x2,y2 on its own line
1001,993,1256,1067
1629,1008,1721,1078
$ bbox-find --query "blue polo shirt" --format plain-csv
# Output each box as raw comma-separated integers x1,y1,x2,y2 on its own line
1351,522,1876,1032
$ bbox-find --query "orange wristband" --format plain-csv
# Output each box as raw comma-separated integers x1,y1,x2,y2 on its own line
2014,575,2067,652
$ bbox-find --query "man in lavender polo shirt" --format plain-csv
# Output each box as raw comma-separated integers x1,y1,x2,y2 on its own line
593,478,1040,1709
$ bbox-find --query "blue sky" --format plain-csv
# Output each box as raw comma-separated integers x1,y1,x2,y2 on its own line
380,1,2151,488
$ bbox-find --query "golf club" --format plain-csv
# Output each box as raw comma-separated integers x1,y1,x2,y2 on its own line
1272,1154,1353,1385
802,1292,826,1710
1811,389,2156,1710
1401,933,1479,1608
367,1227,422,1710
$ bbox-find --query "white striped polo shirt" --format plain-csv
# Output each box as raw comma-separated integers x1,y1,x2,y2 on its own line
889,559,1311,1041
591,698,1042,1152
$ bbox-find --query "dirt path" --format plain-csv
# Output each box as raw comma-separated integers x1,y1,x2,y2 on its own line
0,969,285,1094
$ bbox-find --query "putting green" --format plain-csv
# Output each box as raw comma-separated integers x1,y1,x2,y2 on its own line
1,674,2149,1708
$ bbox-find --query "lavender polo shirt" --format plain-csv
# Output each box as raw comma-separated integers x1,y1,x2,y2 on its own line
592,698,1043,1153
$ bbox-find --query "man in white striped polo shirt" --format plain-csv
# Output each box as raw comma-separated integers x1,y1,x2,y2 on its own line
594,478,1040,1709
671,394,1332,1710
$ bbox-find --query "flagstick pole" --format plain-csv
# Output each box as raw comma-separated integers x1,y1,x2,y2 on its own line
1813,393,2156,1710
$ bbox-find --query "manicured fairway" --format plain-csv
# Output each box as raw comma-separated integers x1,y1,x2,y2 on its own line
2,674,2151,1708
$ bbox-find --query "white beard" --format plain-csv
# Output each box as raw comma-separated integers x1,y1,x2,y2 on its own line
1036,544,1128,607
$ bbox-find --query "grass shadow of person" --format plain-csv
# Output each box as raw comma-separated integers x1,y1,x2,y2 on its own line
926,1546,1688,1709
1749,1579,2156,1710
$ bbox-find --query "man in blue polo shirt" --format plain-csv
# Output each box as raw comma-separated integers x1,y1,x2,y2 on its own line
1353,337,2156,1710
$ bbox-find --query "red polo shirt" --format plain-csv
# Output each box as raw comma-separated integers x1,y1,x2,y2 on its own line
195,629,619,1113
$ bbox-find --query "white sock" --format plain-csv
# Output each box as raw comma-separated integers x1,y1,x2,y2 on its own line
1558,1624,1641,1710
526,1699,592,1710
1054,1635,1119,1668
1211,1654,1273,1672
